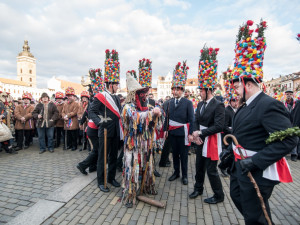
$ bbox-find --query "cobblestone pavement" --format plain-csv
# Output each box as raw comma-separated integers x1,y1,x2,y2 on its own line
0,140,90,224
1,142,300,224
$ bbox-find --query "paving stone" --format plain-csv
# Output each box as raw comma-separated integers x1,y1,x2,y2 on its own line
1,148,300,225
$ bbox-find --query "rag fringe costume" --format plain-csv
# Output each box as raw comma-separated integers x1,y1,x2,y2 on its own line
121,103,162,207
121,73,162,207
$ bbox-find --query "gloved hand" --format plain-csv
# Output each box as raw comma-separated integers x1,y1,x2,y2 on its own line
218,148,234,171
239,157,258,174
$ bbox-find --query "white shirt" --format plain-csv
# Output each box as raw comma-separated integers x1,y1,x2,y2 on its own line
200,96,213,111
175,97,182,107
230,105,237,113
246,91,262,106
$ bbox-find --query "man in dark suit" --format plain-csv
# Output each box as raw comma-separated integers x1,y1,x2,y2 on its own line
285,90,298,161
221,79,297,224
164,87,194,185
89,82,122,192
220,97,238,176
223,98,237,135
292,100,300,160
189,88,225,204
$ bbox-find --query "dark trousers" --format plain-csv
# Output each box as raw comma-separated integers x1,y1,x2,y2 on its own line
78,129,83,145
97,135,119,185
79,136,99,170
117,141,124,169
195,145,224,199
230,174,274,225
56,127,65,147
169,134,188,178
159,136,171,166
66,130,78,148
16,130,31,148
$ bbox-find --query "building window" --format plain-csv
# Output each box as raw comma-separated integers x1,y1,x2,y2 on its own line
30,84,32,87
29,70,32,74
21,77,22,81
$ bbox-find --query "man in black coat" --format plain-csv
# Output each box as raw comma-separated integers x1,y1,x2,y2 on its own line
89,82,122,192
163,87,194,185
189,88,225,204
292,100,300,160
221,79,297,224
285,90,298,161
220,97,238,176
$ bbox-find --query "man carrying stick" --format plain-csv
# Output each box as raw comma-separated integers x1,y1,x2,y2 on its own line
89,49,123,192
218,20,297,225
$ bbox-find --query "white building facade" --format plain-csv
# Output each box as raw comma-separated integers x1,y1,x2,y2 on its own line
157,72,172,100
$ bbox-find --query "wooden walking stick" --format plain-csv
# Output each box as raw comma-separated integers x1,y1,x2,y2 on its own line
137,116,165,208
224,134,272,225
104,127,107,189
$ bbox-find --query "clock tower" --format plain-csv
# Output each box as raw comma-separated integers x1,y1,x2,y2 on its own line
17,40,36,88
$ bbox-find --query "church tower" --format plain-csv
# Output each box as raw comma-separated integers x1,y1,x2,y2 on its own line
17,40,37,88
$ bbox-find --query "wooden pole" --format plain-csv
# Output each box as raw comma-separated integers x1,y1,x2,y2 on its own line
104,128,107,189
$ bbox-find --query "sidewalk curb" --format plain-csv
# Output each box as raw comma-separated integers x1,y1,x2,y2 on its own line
7,173,97,225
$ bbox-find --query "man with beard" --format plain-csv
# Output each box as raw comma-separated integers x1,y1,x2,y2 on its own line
62,87,79,151
14,92,35,150
32,93,59,153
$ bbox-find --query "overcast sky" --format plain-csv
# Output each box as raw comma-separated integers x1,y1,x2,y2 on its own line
0,0,299,88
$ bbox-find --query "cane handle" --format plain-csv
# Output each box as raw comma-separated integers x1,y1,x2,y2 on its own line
223,134,239,147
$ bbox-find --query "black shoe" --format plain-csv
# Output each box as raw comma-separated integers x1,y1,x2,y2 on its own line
8,147,18,154
76,164,88,175
168,173,180,181
88,167,97,173
39,150,46,154
154,170,161,177
189,190,202,199
79,148,83,152
204,196,224,204
14,147,22,151
291,154,297,162
99,184,110,192
159,163,171,168
24,145,29,149
182,177,188,185
108,179,121,187
66,146,72,150
71,147,77,151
